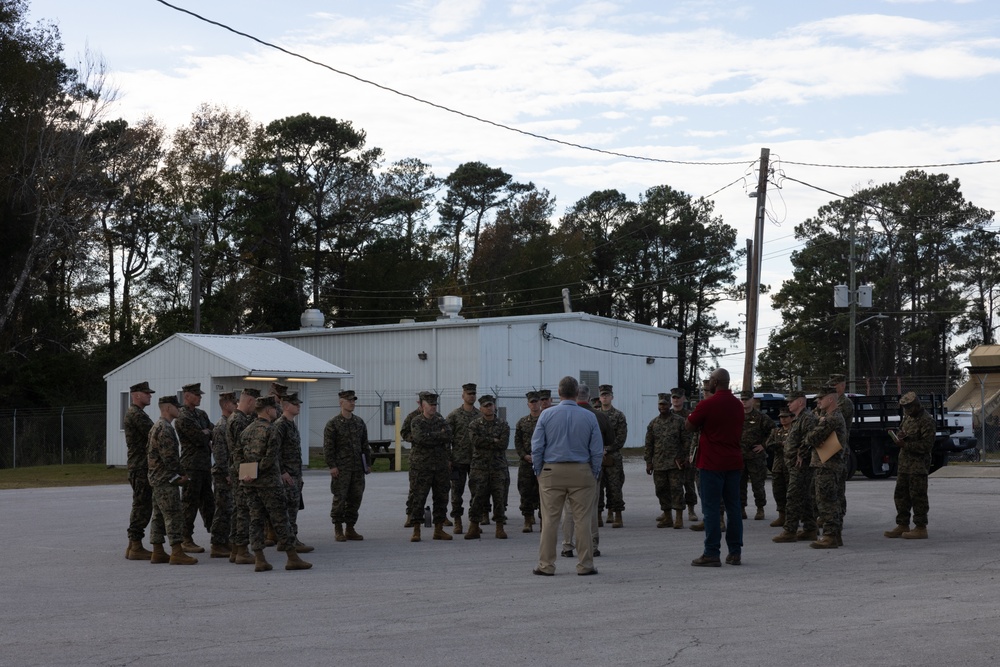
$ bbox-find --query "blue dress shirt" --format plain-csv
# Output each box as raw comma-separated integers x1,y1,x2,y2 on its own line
530,399,603,478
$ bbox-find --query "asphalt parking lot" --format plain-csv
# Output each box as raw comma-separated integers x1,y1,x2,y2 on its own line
4,461,1000,667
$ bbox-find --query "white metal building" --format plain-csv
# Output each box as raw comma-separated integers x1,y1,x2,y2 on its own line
103,333,350,467
268,311,680,448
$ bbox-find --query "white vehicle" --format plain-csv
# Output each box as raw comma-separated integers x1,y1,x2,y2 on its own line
947,410,976,450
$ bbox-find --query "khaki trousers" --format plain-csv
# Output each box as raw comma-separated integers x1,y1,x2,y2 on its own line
537,463,597,574
561,476,600,552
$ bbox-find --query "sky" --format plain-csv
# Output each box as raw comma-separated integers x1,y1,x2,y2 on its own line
26,0,1000,389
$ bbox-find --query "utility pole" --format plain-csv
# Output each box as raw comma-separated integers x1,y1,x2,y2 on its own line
188,212,202,334
848,214,857,393
742,147,770,391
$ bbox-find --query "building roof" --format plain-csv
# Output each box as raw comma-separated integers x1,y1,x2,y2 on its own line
103,333,351,380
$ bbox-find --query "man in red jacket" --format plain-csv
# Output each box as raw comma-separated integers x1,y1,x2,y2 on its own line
685,368,744,567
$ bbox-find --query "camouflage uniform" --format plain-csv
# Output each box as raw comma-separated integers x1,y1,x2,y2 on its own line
175,405,215,539
838,392,854,515
806,409,847,537
783,408,818,534
467,416,511,524
740,408,774,511
400,406,420,518
765,424,790,512
407,412,453,525
275,414,305,537
446,405,480,520
323,413,373,526
147,418,185,546
124,404,154,541
644,412,688,512
672,407,699,510
894,406,935,528
226,410,253,547
599,406,628,513
240,417,295,552
209,414,232,547
514,413,540,518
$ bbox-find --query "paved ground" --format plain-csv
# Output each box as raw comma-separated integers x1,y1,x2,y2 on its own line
3,461,1000,667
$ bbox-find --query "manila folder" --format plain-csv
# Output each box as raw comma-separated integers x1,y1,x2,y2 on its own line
817,431,843,463
238,462,258,479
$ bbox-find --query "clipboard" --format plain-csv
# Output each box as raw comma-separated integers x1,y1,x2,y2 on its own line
816,431,842,463
238,462,258,479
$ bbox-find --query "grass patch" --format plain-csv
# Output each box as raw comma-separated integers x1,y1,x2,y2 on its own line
0,464,129,490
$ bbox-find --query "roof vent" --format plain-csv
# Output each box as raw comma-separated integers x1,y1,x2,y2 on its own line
438,295,464,320
300,308,325,329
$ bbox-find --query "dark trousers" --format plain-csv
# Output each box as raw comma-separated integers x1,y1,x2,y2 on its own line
699,468,743,559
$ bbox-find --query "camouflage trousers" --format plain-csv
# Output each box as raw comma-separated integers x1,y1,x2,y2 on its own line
598,460,625,512
683,466,698,507
517,462,540,517
813,467,842,534
894,472,929,527
127,469,153,541
409,464,450,524
230,481,251,546
783,465,816,533
285,476,303,536
771,470,788,512
330,469,365,526
150,483,184,546
740,456,768,509
652,469,685,511
210,474,232,546
181,469,214,539
449,464,470,519
245,484,294,552
470,467,508,524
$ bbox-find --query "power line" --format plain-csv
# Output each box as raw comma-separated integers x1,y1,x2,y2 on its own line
779,158,1000,170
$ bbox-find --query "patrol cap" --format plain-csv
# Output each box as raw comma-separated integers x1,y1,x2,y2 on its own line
591,398,601,408
598,384,613,395
241,388,261,398
218,391,237,403
462,383,477,392
658,393,671,404
338,389,357,400
670,387,685,398
829,373,846,385
282,391,302,405
130,381,155,394
779,408,793,418
270,382,289,397
525,391,540,401
899,391,920,408
815,385,836,398
158,395,180,407
739,390,754,400
786,390,806,401
478,395,495,406
182,382,204,395
538,389,552,400
419,391,439,405
255,396,278,411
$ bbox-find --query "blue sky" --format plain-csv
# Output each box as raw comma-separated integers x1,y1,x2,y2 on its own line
27,0,1000,386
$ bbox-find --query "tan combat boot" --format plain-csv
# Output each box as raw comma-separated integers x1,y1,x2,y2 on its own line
606,509,614,524
334,523,347,542
345,524,364,541
754,507,765,521
443,517,454,527
169,543,198,565
433,523,453,540
689,522,705,532
453,516,464,535
796,528,818,541
772,530,798,543
127,540,152,561
901,525,928,539
253,549,272,572
523,516,533,533
150,543,170,564
264,523,277,547
294,540,315,553
612,512,623,528
234,545,256,564
809,534,838,549
229,543,238,563
884,524,909,538
673,509,684,529
770,511,786,528
495,523,507,539
181,537,204,553
404,516,414,528
464,521,482,540
656,511,667,523
209,543,231,558
285,549,313,570
410,524,421,542
687,504,698,522
656,515,671,528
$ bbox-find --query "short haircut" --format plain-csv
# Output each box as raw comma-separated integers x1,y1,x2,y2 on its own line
577,384,592,401
558,376,579,400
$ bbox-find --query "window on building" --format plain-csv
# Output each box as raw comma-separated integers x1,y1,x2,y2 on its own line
119,391,129,430
579,371,599,392
383,401,400,425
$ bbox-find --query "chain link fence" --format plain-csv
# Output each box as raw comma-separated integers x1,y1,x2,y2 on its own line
0,406,106,468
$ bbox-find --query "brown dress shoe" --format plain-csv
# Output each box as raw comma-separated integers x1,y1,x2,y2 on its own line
691,554,722,567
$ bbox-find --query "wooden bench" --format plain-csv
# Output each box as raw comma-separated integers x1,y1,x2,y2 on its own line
369,439,397,471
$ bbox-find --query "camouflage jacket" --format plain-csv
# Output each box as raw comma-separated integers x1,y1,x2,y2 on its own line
211,415,230,476
805,409,847,470
838,394,855,434
467,416,511,471
741,408,774,460
446,406,480,466
239,417,282,487
323,413,372,472
409,412,453,469
644,413,688,470
147,418,182,486
601,406,628,458
671,407,699,453
514,414,539,465
174,406,213,472
124,404,154,472
275,415,303,478
897,408,936,474
400,408,421,442
784,409,818,466
765,425,789,473
226,410,253,474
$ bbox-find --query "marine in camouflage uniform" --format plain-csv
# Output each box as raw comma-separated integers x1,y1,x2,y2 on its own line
208,392,236,557
804,386,847,548
514,391,541,532
124,381,155,559
465,395,511,538
174,383,215,551
670,389,700,521
226,388,259,561
739,390,774,520
445,383,480,529
644,394,689,528
765,409,793,527
884,392,935,539
598,384,628,526
147,396,196,564
324,389,373,541
774,391,819,542
399,396,421,526
407,392,454,541
275,392,311,550
830,374,854,518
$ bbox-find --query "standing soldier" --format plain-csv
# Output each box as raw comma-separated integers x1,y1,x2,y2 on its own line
773,391,819,543
645,393,689,529
400,393,421,528
670,388,700,522
208,391,236,559
804,386,847,549
124,381,155,560
766,407,794,528
239,396,312,572
465,395,511,540
324,389,373,542
884,392,935,540
227,388,260,565
146,395,197,565
407,392,453,542
830,374,854,518
598,384,628,528
174,383,214,553
538,389,553,411
739,390,774,520
446,383,480,533
276,391,312,552
514,391,542,533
